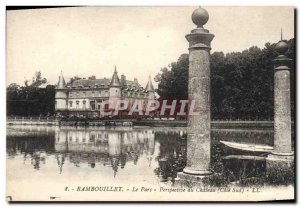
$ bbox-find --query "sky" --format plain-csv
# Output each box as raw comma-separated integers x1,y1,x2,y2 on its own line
6,6,294,88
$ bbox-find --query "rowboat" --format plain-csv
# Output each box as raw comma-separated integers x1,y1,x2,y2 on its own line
220,140,273,155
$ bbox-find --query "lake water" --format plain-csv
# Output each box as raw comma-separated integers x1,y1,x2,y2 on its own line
6,125,277,201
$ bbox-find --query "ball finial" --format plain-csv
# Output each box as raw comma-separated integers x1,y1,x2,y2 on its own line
275,40,288,55
191,7,209,28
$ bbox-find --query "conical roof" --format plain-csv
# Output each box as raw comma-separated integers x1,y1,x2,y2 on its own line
57,71,66,89
110,66,121,87
145,75,154,92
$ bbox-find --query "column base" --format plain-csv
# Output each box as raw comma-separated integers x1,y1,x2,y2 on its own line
176,171,212,188
174,168,213,187
183,168,212,176
266,152,294,167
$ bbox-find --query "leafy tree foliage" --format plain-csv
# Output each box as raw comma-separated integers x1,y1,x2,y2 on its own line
155,39,294,120
24,71,47,87
7,72,55,117
68,76,82,84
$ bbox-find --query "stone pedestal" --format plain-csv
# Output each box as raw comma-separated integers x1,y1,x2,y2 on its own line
266,154,294,183
182,7,214,176
176,172,208,187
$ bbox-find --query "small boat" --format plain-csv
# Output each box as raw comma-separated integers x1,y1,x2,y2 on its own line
220,140,273,155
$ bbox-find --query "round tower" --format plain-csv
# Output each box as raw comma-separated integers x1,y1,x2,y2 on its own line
109,67,122,110
145,75,155,100
55,71,68,112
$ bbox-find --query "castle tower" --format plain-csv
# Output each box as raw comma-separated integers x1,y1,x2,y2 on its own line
109,66,122,110
55,71,68,112
145,75,155,100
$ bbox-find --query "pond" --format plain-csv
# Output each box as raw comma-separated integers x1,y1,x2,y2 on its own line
6,125,287,201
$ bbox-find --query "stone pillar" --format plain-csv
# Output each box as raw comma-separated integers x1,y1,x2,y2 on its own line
183,7,214,176
266,37,294,179
272,40,293,155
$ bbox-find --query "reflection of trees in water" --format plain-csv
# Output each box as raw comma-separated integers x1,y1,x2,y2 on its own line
154,131,187,183
7,128,272,184
7,135,54,170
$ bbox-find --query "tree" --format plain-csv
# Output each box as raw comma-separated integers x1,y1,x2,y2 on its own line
68,76,82,84
155,54,189,100
25,71,47,87
155,39,295,120
7,72,55,117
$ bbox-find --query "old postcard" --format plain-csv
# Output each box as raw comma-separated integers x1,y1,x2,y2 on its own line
6,6,295,202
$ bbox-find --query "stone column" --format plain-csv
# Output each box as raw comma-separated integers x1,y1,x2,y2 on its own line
266,37,294,179
272,40,293,155
183,7,214,176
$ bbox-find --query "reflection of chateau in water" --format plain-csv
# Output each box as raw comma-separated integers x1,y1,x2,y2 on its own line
8,124,276,185
7,125,273,183
55,127,156,176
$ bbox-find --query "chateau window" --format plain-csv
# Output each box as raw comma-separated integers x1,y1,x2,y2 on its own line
83,91,86,97
83,100,86,109
90,134,95,140
55,101,57,108
69,101,73,108
90,101,95,110
76,101,79,108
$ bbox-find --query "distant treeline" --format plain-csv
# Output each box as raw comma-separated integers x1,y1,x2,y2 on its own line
155,39,295,120
7,39,295,120
7,72,55,117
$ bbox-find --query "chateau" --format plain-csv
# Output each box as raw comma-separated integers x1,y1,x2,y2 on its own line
55,67,155,117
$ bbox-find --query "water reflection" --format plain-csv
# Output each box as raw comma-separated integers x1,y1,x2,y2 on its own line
155,131,186,183
54,127,157,177
7,126,187,181
7,125,276,184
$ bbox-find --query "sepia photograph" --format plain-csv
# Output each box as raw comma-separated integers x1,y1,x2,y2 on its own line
6,6,295,202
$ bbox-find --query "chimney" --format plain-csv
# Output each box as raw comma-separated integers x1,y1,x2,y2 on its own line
134,78,138,83
121,74,126,87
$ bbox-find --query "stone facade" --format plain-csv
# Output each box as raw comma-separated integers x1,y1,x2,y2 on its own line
55,68,155,117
